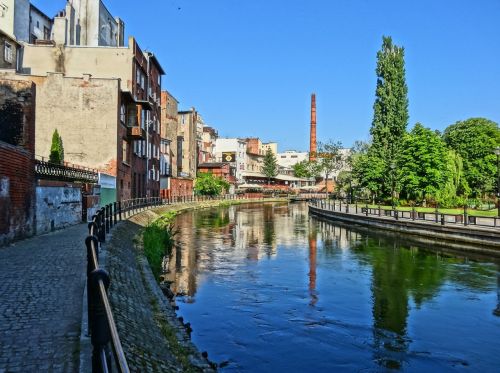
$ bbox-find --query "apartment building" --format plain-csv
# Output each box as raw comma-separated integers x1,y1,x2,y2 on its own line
214,138,247,183
12,31,164,201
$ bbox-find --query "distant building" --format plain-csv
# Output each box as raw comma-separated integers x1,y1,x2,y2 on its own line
214,138,247,183
261,142,277,156
197,162,235,184
277,150,308,175
201,126,217,163
177,108,199,178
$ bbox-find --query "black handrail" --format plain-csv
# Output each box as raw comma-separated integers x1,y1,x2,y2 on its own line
309,199,500,229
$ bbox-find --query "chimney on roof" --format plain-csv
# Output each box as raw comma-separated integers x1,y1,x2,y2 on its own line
309,93,317,161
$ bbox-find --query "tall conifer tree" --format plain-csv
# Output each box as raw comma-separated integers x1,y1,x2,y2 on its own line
370,36,409,196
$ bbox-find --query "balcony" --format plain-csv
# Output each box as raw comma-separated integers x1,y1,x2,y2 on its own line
127,126,146,140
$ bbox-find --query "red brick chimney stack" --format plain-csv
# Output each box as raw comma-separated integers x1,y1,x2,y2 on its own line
309,93,317,161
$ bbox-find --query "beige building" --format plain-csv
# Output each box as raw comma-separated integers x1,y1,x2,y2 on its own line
261,142,278,156
177,108,199,178
16,35,164,201
201,126,217,163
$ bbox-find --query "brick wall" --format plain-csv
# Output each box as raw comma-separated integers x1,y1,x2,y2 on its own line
169,178,193,198
0,80,36,245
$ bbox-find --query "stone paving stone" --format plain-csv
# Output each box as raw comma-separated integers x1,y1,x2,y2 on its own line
0,224,88,372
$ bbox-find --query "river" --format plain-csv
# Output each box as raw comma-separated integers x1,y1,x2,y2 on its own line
163,202,500,372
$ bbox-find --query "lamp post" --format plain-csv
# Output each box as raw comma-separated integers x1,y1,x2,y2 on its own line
390,162,396,209
495,146,500,217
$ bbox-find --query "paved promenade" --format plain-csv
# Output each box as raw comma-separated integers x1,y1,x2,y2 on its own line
0,224,88,372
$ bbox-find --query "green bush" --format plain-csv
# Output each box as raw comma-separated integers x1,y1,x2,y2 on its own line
142,211,178,280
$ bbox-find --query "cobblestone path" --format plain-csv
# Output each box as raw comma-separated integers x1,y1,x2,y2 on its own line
0,224,88,372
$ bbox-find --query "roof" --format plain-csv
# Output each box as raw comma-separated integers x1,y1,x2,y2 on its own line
145,52,166,75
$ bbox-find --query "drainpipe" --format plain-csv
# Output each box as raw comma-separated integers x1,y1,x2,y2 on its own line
145,54,150,198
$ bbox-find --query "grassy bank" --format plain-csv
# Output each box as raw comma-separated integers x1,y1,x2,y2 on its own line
142,211,178,279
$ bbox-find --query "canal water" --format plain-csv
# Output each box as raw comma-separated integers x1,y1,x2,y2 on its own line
164,202,500,372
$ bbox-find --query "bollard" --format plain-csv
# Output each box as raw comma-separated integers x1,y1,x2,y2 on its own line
85,235,99,335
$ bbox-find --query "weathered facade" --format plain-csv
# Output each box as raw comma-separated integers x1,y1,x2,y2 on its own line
201,126,217,163
52,0,124,47
0,78,36,245
0,30,19,70
177,108,198,178
18,36,164,199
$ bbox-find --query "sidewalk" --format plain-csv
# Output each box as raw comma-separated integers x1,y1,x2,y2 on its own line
0,223,88,372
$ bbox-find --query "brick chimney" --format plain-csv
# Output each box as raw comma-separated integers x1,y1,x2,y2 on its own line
309,93,317,161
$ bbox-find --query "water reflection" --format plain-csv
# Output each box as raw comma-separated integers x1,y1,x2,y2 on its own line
164,202,500,371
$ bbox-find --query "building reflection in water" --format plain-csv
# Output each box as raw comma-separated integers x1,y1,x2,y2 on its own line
163,202,309,298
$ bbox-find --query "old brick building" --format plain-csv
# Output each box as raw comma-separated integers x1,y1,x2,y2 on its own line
0,79,36,245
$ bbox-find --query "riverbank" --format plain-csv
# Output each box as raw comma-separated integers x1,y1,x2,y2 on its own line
309,204,500,257
102,198,287,371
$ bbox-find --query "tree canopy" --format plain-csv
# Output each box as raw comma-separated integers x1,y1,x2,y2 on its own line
262,149,278,183
194,172,230,196
443,118,500,197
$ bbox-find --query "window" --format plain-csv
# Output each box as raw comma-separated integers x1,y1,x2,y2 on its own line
122,140,129,164
120,104,126,124
4,42,12,63
43,26,50,40
291,155,298,158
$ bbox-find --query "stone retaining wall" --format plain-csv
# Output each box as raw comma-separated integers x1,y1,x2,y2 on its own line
309,205,500,257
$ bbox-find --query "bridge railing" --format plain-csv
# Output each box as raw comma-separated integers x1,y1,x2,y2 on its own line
309,199,500,229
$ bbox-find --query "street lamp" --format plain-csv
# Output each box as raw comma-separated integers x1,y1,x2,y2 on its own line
390,162,396,209
494,146,500,217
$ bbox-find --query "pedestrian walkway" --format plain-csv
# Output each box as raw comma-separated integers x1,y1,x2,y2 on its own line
0,223,88,372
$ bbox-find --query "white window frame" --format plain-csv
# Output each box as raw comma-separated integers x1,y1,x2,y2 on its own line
4,41,13,63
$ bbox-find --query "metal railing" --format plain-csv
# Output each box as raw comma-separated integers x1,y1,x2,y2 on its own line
84,193,290,372
309,199,500,229
35,158,98,183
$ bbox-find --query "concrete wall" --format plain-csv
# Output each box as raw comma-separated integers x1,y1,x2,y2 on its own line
0,79,36,246
21,43,133,88
177,110,197,178
0,0,15,37
35,184,82,234
29,73,121,176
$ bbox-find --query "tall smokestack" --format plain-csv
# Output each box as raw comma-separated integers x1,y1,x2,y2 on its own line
309,93,317,161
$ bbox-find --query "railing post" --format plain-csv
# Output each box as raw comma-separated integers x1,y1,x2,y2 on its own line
395,209,399,220
89,269,112,373
435,205,439,223
464,205,468,226
378,205,381,217
105,205,110,233
99,208,106,242
441,214,445,225
85,235,99,336
118,201,122,222
109,204,114,229
412,206,416,220
365,204,368,216
355,202,358,214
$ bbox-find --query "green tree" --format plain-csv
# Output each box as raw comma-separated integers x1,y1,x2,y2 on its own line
293,160,321,179
194,172,230,196
370,36,409,197
317,140,344,193
49,129,64,164
443,118,500,197
262,148,278,185
398,124,452,203
352,148,385,202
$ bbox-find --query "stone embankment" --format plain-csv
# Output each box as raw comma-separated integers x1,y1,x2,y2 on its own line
309,204,500,257
102,198,286,372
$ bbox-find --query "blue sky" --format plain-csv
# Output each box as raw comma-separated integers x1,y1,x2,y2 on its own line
33,0,500,152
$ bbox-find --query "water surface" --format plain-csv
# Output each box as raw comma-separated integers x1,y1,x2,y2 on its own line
164,202,500,372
